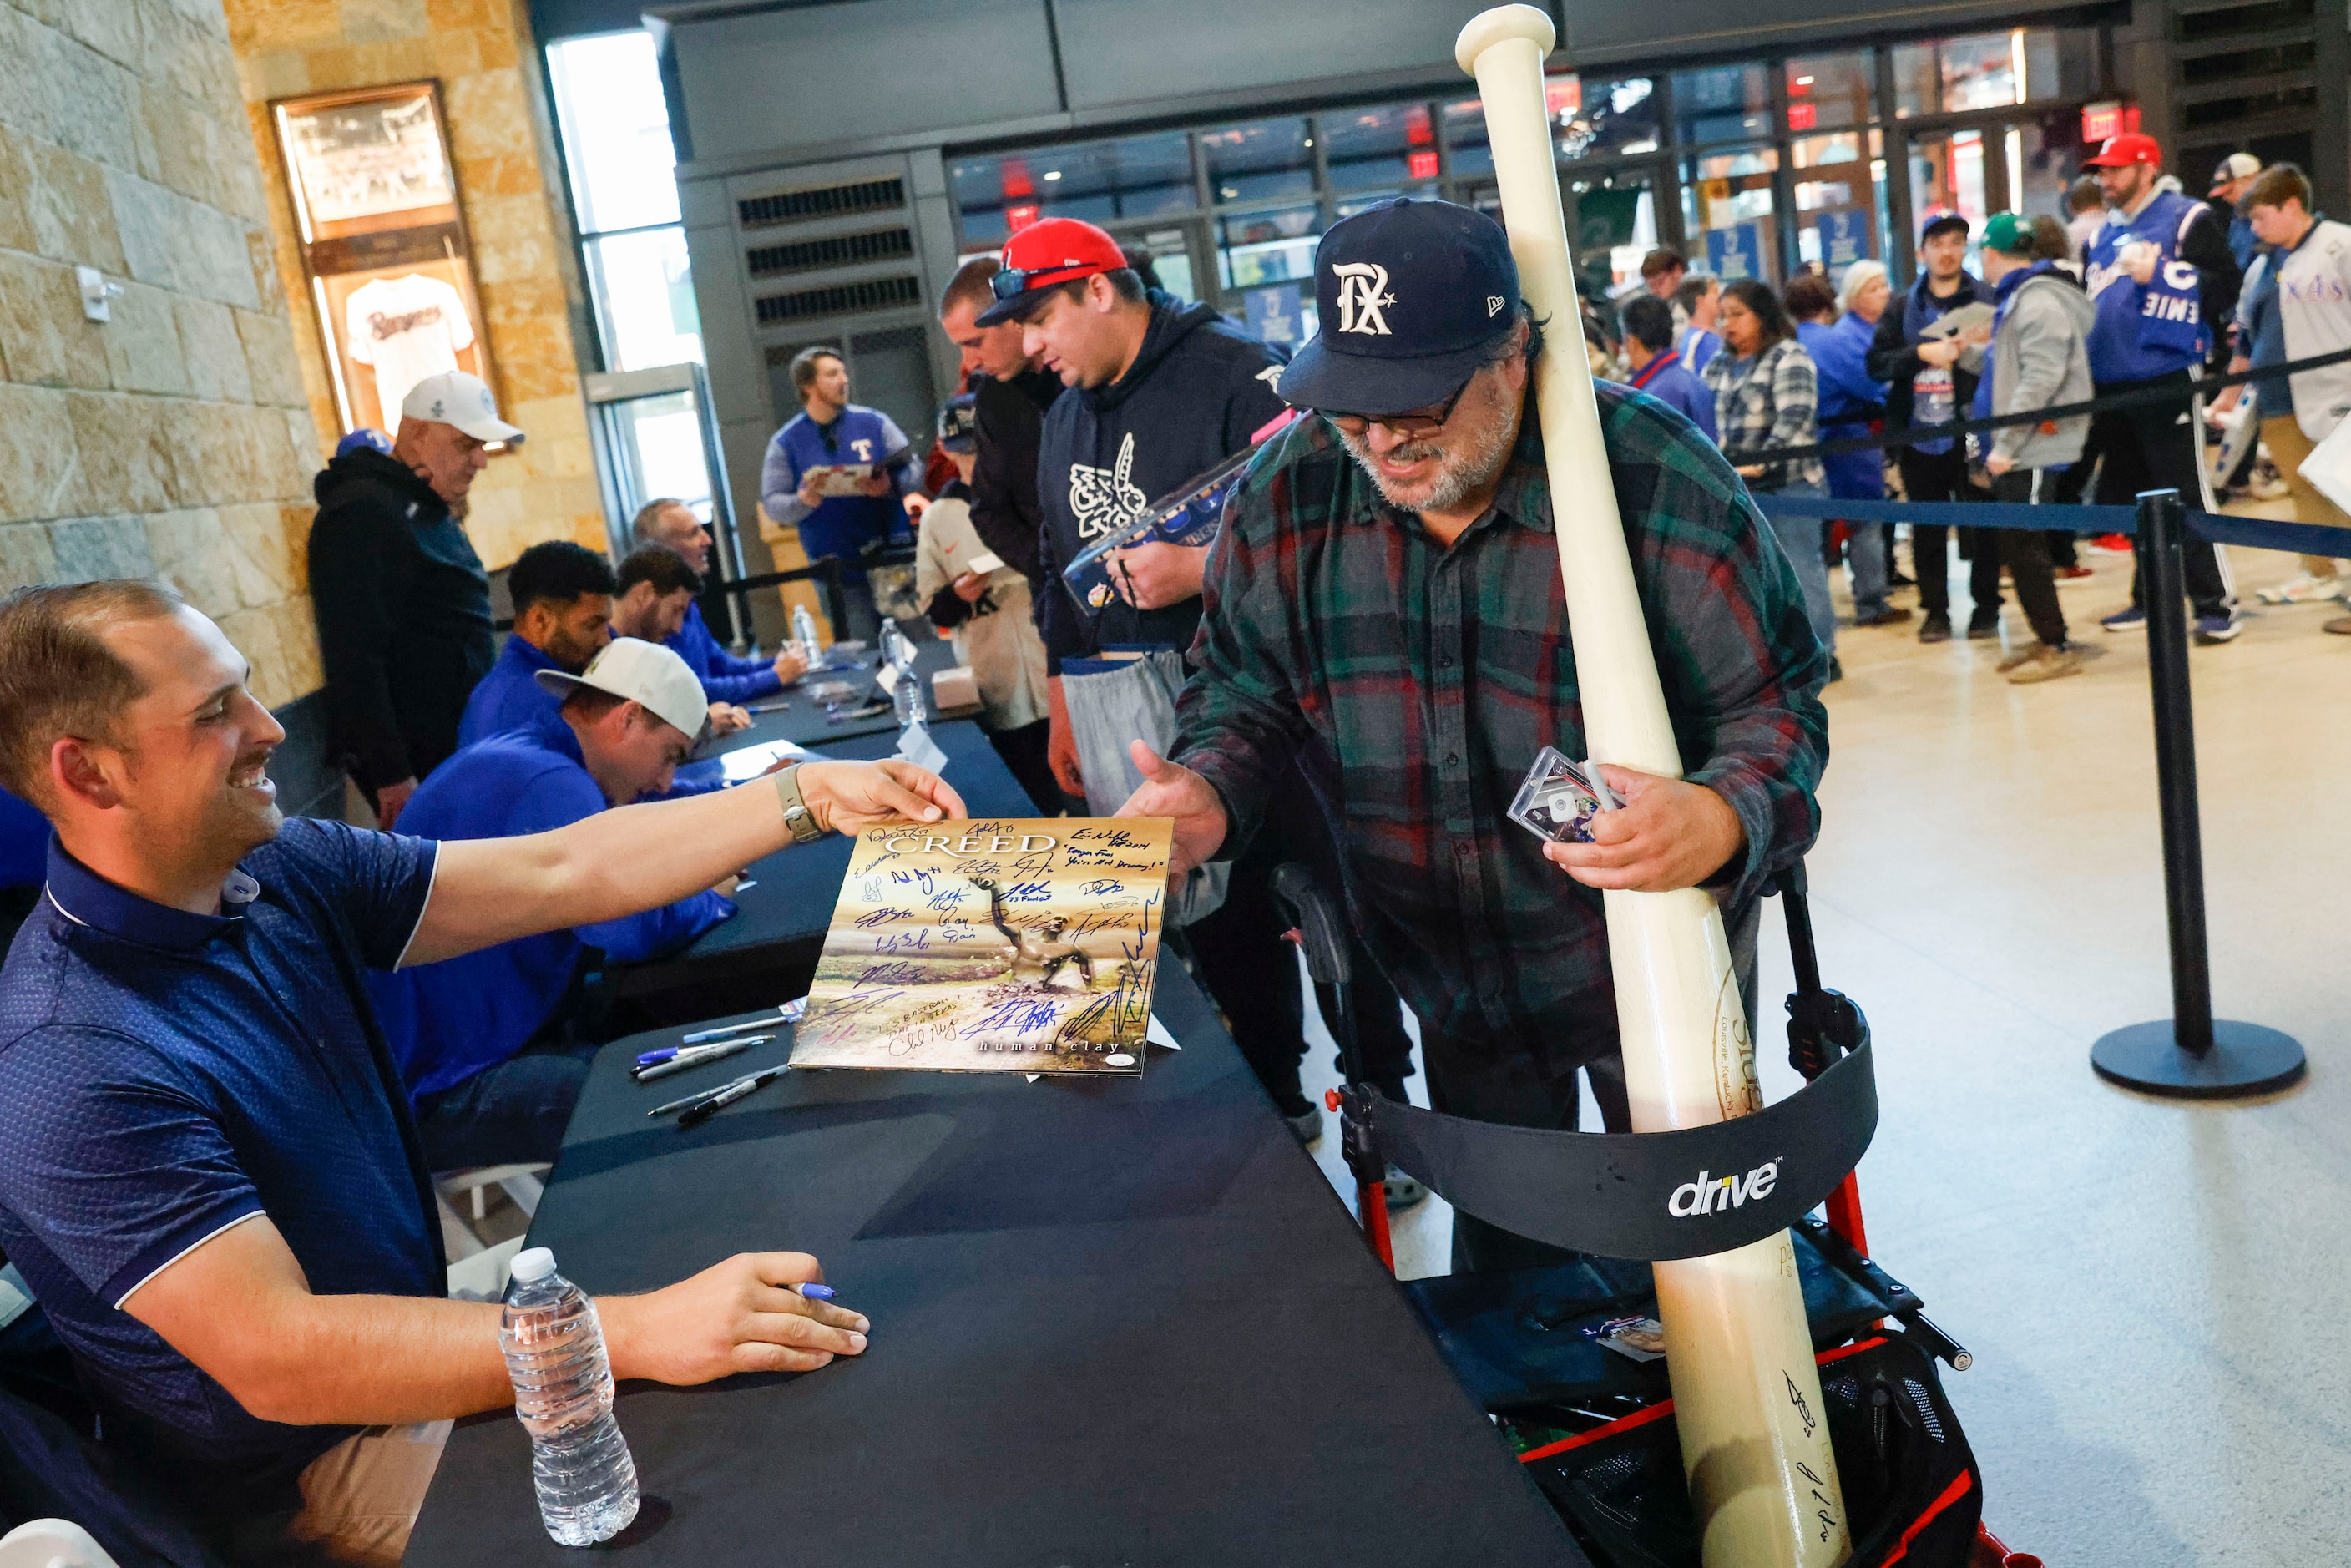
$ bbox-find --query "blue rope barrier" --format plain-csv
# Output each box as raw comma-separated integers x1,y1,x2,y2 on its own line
1750,493,2351,558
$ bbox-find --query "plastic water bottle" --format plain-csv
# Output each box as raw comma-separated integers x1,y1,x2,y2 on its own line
792,603,822,661
499,1247,639,1546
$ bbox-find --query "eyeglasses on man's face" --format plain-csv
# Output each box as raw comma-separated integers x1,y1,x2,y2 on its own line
1320,374,1475,441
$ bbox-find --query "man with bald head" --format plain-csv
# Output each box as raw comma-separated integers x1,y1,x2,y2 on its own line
310,371,518,828
629,498,806,703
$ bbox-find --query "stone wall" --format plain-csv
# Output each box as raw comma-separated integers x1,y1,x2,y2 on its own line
225,0,606,571
0,0,325,711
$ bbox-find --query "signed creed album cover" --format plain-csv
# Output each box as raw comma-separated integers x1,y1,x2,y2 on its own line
791,817,1173,1075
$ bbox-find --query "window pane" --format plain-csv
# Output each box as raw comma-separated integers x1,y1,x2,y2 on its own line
949,132,1195,246
1683,145,1779,284
1566,169,1657,298
546,32,680,233
1909,129,1990,250
1890,43,1936,119
1783,53,1872,135
1557,75,1660,160
1203,119,1314,204
586,226,702,371
1941,31,2025,112
1443,95,1493,179
1217,203,1321,290
611,391,713,517
1322,102,1439,192
1673,64,1772,147
1794,129,1883,278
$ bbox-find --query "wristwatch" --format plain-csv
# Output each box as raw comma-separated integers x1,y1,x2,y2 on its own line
773,765,827,844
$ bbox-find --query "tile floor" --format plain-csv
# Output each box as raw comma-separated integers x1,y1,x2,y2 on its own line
1290,524,2351,1565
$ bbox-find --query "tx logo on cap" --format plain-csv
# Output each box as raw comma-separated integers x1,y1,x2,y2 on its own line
1332,263,1395,336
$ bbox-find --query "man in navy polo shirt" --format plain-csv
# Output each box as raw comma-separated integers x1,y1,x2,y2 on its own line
0,581,958,1562
372,639,736,1171
757,350,918,646
630,498,808,702
454,539,614,747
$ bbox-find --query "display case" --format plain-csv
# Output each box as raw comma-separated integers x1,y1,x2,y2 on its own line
270,83,497,438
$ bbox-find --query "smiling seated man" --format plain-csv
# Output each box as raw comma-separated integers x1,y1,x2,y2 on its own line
0,581,958,1565
454,539,614,748
370,638,740,1173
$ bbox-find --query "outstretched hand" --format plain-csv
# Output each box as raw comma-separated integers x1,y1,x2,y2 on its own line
797,759,965,833
1540,765,1744,893
604,1252,869,1383
1114,741,1228,877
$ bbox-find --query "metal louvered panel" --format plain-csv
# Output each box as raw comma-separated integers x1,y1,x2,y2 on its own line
745,227,916,278
752,275,923,326
736,176,907,230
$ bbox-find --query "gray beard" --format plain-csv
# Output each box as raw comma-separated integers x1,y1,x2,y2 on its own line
1337,408,1518,517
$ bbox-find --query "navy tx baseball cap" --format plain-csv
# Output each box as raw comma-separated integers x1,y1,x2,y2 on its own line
1276,198,1522,415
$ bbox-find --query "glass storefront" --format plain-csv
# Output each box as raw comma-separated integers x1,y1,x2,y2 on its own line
943,23,2108,314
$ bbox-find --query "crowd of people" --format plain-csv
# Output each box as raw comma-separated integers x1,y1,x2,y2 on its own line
1600,136,2351,684
2,125,2349,1566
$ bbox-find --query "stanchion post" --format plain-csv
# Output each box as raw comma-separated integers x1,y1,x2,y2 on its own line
2090,489,2306,1098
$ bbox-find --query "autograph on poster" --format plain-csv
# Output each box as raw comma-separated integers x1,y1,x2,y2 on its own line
791,818,1173,1075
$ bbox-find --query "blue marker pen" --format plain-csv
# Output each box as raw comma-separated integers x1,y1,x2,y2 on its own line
797,1284,836,1302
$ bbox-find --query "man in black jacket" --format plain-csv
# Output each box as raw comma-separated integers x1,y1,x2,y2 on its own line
1867,215,2001,643
939,256,1062,589
979,216,1421,1154
308,372,513,827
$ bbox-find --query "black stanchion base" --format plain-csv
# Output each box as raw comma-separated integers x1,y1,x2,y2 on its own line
2091,1019,2308,1099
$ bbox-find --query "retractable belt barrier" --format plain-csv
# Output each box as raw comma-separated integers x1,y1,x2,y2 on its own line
1355,1039,1877,1261
1749,493,2351,559
1716,342,2351,467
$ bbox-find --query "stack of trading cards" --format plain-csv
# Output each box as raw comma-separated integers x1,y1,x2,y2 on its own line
1507,746,1618,846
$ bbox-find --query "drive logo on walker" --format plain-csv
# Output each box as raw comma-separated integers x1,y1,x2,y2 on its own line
1669,1158,1783,1217
1332,263,1396,335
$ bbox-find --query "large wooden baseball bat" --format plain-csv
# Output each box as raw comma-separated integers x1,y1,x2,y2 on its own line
1455,9,1851,1565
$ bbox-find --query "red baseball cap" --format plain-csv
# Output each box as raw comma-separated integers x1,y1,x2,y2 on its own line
976,218,1127,325
2084,132,2162,169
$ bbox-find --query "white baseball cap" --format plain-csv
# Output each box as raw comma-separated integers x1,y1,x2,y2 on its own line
535,637,709,742
2212,152,2262,187
400,371,525,446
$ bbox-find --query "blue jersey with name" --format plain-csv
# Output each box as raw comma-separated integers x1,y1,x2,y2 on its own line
2084,188,2212,382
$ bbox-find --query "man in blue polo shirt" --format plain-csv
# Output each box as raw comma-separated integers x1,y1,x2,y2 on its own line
0,580,958,1561
630,498,808,701
758,349,918,646
454,539,613,746
1617,294,1716,438
372,639,735,1171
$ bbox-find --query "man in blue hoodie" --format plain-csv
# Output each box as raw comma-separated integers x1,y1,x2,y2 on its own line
454,539,612,747
758,350,918,646
369,638,734,1170
2080,132,2244,641
1618,294,1716,438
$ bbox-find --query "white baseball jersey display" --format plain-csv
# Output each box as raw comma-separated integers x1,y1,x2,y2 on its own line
346,275,475,422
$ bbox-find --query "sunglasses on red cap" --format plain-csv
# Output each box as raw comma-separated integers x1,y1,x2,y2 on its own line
988,261,1108,301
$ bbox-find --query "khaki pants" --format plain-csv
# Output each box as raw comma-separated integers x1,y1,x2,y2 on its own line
2261,415,2349,577
281,1420,451,1567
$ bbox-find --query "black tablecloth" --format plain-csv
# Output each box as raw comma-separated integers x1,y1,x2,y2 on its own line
613,719,1038,1002
695,632,978,758
404,964,1583,1567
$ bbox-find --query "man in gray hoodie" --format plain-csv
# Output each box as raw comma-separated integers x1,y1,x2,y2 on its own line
1964,211,2097,684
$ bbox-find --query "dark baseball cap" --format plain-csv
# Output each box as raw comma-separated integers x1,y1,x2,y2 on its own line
1920,213,1970,245
1274,198,1522,416
938,392,979,453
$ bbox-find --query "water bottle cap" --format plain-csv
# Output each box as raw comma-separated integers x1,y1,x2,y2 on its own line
510,1247,557,1283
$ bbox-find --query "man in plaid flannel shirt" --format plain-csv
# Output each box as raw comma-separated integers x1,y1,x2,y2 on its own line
1117,200,1828,1272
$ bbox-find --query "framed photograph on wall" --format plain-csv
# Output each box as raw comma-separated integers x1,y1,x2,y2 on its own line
271,83,500,438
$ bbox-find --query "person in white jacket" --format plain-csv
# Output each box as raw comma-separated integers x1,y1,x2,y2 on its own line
2209,164,2351,615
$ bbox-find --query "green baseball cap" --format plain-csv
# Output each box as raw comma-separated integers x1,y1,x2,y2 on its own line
1981,211,2034,255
